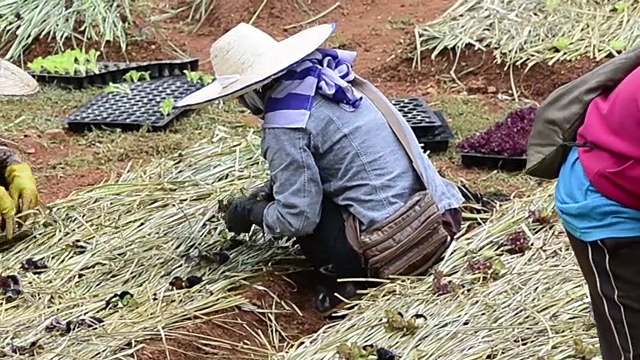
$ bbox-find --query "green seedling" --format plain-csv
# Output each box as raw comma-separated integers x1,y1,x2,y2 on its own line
545,0,559,10
184,70,214,85
124,70,151,83
609,39,627,52
383,310,426,335
336,343,376,360
104,83,131,95
74,50,88,66
614,1,628,12
552,36,570,51
159,97,175,116
201,74,214,85
86,62,99,74
104,291,138,310
86,49,100,73
573,338,598,359
467,257,505,281
87,49,100,64
26,48,101,76
26,57,45,73
184,70,202,84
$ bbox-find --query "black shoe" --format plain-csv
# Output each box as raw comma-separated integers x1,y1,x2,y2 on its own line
313,282,358,310
313,280,360,318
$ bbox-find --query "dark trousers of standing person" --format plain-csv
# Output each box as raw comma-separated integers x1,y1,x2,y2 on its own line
567,230,640,360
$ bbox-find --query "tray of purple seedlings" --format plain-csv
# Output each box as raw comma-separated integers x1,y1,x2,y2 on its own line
416,111,453,154
456,105,537,171
390,97,442,138
64,75,206,132
28,58,199,89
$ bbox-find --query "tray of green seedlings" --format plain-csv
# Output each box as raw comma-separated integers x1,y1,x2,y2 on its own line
26,49,199,89
64,71,213,132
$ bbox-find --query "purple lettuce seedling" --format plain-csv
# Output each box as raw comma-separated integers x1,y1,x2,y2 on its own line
457,105,537,157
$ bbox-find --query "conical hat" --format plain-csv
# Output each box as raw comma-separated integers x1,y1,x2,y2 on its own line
175,22,335,108
0,59,39,96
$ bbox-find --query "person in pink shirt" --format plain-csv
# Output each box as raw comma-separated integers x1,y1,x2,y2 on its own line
555,65,640,359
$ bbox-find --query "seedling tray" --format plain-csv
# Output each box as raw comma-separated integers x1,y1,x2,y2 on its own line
390,97,442,138
416,111,453,154
28,58,199,89
65,76,205,132
460,152,527,172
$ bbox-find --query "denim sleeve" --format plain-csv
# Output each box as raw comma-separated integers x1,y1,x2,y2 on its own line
261,128,323,237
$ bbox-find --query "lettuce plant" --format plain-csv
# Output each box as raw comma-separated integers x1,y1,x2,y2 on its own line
456,105,537,157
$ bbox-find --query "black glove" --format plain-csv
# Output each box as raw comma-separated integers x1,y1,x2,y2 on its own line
248,180,274,202
224,196,269,234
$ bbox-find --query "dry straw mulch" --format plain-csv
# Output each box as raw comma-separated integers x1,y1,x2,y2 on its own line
0,129,298,359
280,185,599,360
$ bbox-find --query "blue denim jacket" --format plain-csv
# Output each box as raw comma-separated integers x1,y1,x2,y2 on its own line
260,93,463,238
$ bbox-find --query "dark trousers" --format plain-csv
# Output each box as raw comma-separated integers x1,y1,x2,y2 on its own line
295,198,367,279
567,230,640,360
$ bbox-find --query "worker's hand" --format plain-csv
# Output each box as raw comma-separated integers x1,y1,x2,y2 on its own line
5,163,38,217
248,180,274,202
0,187,16,240
224,196,269,234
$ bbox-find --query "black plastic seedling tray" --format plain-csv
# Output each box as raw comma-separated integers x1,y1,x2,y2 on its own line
390,97,442,138
64,76,205,132
459,152,527,172
415,111,453,154
28,58,199,89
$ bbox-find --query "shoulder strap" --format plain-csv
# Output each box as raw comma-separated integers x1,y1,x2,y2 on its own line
351,75,430,186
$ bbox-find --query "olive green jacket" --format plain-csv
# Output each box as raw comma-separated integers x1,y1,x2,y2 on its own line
526,46,640,179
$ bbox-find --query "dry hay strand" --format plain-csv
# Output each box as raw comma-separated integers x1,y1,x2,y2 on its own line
415,0,640,68
0,128,297,359
280,184,599,360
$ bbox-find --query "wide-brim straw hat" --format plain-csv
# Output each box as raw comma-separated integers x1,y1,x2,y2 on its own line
175,22,336,108
0,59,39,96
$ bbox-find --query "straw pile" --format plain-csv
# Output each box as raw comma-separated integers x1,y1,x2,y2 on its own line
415,0,640,67
0,128,296,358
280,184,600,359
0,0,132,61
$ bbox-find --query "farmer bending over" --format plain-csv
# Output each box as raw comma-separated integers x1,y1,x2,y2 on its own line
0,146,38,239
176,23,464,313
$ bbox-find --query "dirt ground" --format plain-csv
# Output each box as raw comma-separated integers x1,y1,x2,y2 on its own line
137,271,328,359
4,0,606,357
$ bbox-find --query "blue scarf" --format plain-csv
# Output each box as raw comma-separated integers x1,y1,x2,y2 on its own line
262,48,363,128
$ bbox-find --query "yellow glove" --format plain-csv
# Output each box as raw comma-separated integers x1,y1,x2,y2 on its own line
0,187,16,239
5,163,39,215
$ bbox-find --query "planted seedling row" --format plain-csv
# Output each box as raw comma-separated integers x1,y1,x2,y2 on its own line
456,105,537,172
26,48,199,89
64,74,210,132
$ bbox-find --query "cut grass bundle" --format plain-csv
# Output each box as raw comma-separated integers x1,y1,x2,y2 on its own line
415,0,640,68
0,128,296,358
280,185,599,359
0,0,132,61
